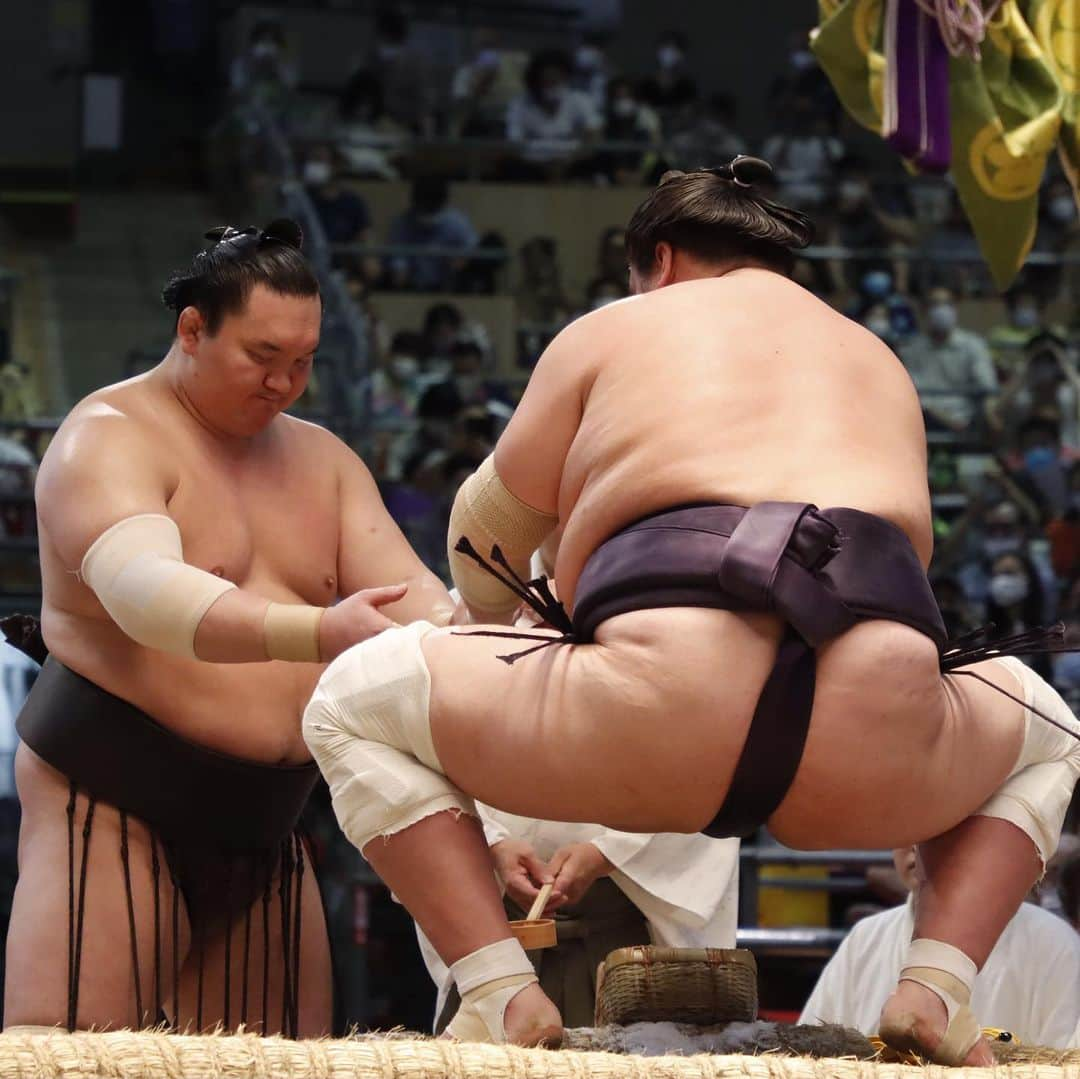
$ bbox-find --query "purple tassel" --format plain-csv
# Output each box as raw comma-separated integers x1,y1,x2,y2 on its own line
883,0,951,173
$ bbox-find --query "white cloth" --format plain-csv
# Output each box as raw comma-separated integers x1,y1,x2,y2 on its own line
799,898,1080,1048
417,806,740,1029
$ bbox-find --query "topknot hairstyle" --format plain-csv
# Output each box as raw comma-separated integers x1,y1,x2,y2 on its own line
162,218,320,334
625,156,814,277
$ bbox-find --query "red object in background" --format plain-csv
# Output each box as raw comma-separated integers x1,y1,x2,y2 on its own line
353,883,370,945
759,1008,802,1024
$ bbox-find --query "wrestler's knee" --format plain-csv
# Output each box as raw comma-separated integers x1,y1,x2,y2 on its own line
976,658,1080,868
302,621,475,852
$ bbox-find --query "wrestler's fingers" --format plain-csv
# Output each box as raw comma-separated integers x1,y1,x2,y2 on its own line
356,583,409,607
522,852,554,886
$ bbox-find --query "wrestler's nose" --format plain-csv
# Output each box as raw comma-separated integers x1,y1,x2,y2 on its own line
263,369,291,395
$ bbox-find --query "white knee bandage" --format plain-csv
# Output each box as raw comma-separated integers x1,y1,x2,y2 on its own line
975,657,1080,867
302,621,475,852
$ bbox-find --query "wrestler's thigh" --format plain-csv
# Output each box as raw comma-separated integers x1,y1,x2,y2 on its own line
772,622,1025,849
176,843,331,1036
424,610,781,834
6,746,190,1030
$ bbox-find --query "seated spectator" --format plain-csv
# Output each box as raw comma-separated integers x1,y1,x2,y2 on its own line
1003,414,1072,521
825,157,916,298
367,331,424,482
768,28,839,136
594,78,662,185
517,236,571,326
637,30,698,128
385,178,478,292
228,18,297,113
596,227,628,283
419,302,492,375
666,93,748,174
1047,463,1080,580
450,29,528,138
362,8,438,135
915,191,995,297
899,287,997,435
504,50,603,179
800,846,1080,1047
1025,176,1080,304
570,34,611,112
335,70,407,181
303,144,372,256
986,290,1060,378
985,549,1054,678
990,333,1080,452
760,95,844,210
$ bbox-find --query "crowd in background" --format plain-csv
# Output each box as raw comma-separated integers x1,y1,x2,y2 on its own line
2,2,1080,1030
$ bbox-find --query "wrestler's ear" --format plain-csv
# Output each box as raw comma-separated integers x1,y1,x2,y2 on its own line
652,242,677,288
176,305,205,353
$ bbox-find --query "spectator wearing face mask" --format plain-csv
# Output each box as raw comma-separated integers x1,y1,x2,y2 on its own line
569,35,610,113
361,8,439,135
800,845,1080,1046
899,288,997,434
385,178,478,292
666,93,748,175
450,29,528,138
594,78,662,185
825,158,917,297
1005,415,1073,523
637,30,698,127
367,332,424,482
229,19,297,109
504,50,603,177
335,70,407,180
760,95,845,210
916,192,995,297
990,334,1080,452
1027,177,1080,304
985,550,1054,677
987,291,1059,378
303,144,372,247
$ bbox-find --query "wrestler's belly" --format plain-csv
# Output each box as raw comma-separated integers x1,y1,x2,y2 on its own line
41,608,318,764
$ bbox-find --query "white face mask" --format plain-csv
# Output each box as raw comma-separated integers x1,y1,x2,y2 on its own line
866,316,892,339
612,97,637,118
575,45,601,71
989,571,1029,608
251,40,279,60
303,160,332,186
927,303,957,334
1011,305,1039,329
657,45,682,69
390,356,419,380
1049,195,1077,224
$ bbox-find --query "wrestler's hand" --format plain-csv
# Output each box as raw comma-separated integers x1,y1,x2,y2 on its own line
490,838,555,913
319,583,408,660
546,842,614,909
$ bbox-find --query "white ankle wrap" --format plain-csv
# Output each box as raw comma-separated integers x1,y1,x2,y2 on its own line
975,657,1080,867
451,938,535,995
303,621,475,853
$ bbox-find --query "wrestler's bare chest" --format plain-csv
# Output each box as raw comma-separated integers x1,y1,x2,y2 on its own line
164,433,340,607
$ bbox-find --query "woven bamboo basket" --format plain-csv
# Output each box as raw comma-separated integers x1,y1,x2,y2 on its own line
594,946,758,1027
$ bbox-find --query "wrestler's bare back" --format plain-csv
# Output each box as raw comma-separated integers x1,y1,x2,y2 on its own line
503,268,933,602
36,375,346,764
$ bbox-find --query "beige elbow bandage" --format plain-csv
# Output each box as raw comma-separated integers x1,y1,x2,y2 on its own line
447,455,557,614
80,514,236,658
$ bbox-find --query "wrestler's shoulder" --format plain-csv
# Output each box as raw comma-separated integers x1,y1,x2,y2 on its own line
272,412,366,471
47,376,171,457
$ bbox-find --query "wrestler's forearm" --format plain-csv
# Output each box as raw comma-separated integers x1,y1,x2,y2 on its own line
191,588,297,663
383,570,456,627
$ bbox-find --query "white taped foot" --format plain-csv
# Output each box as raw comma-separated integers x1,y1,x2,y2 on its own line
881,938,981,1065
975,656,1080,867
445,939,541,1044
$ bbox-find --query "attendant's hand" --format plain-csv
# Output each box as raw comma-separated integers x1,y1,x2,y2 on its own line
491,838,554,913
318,584,408,660
546,842,614,909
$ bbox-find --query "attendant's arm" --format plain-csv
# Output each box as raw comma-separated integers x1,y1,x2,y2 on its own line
334,435,456,627
39,412,395,663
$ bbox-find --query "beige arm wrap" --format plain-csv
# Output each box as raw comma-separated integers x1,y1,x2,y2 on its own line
80,513,236,658
447,455,558,614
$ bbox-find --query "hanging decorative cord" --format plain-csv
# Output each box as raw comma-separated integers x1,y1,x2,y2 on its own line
912,0,1005,59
